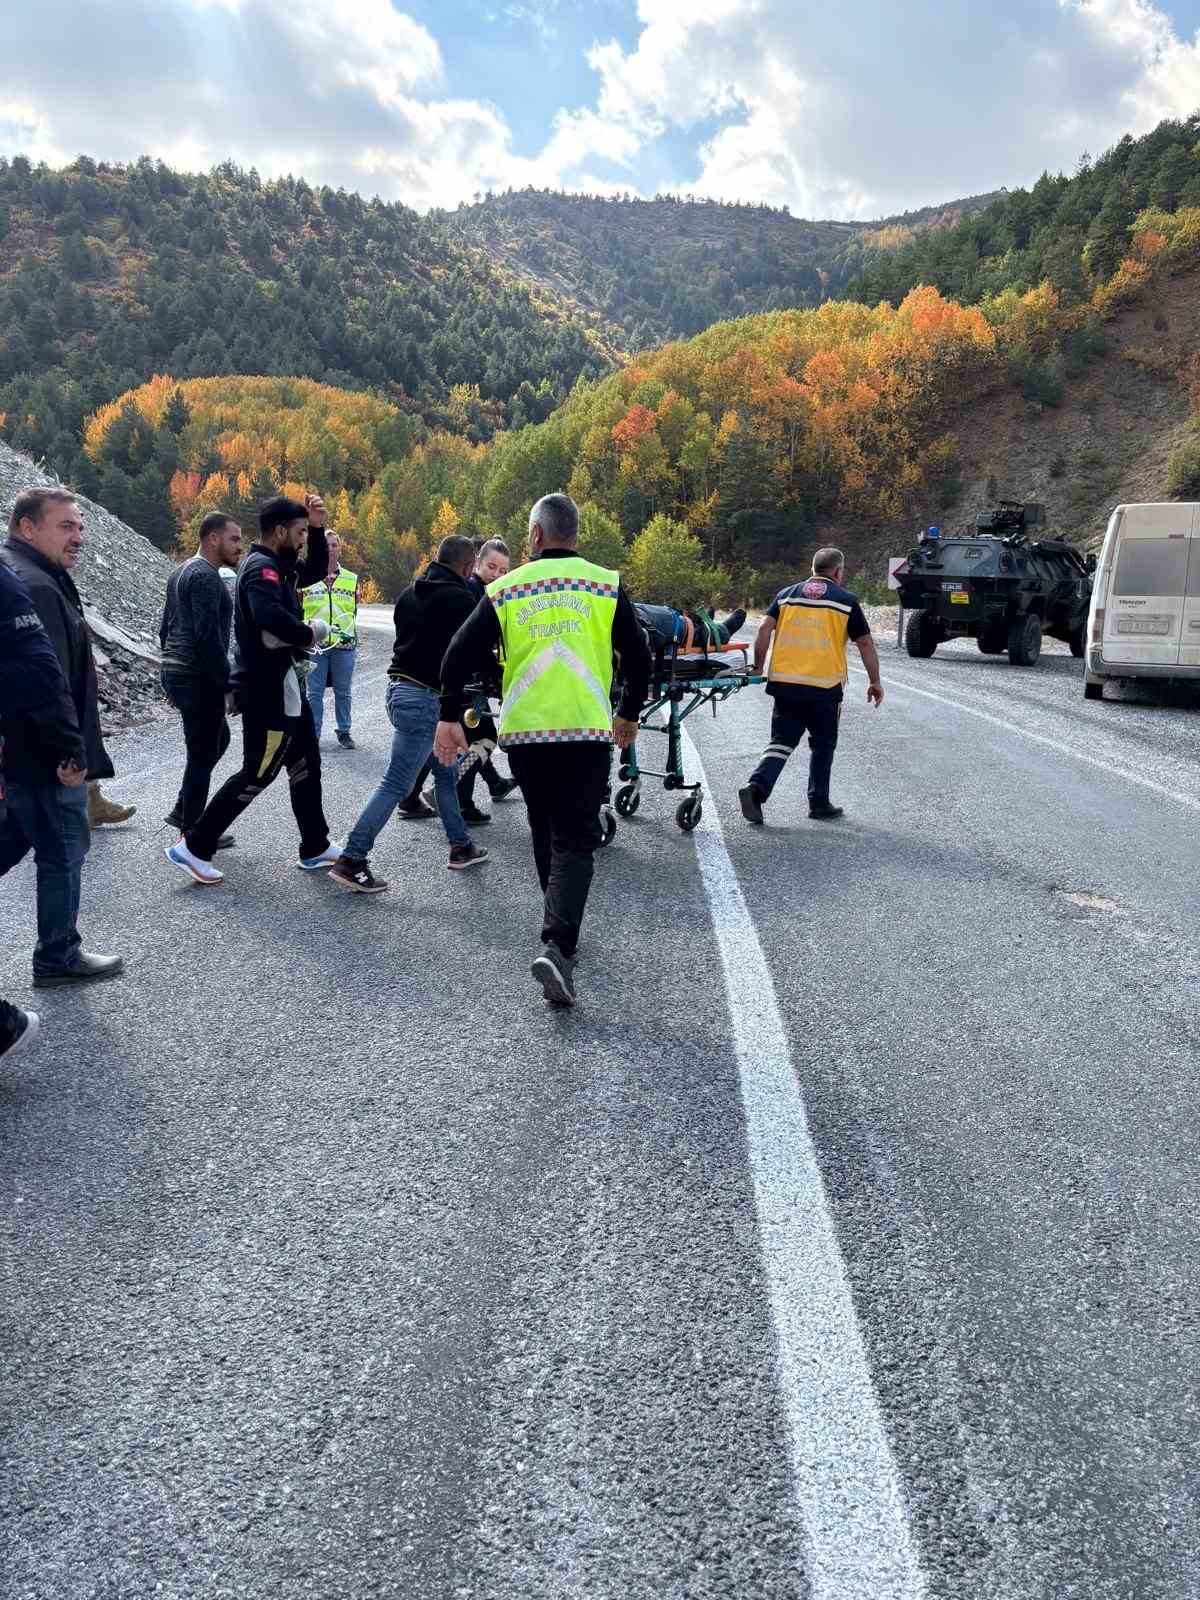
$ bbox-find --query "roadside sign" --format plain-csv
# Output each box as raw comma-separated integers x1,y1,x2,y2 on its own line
887,558,906,591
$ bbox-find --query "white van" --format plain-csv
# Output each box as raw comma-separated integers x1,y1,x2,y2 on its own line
1084,502,1200,700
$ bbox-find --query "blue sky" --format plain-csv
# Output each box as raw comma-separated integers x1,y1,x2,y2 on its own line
5,0,1200,217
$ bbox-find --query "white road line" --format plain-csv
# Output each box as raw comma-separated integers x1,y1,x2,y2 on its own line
682,728,926,1600
849,665,1200,814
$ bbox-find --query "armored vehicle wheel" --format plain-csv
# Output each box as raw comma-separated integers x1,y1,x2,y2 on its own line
905,611,938,658
676,796,702,832
1008,612,1042,666
1084,680,1104,701
614,783,641,817
977,628,1006,655
599,808,618,846
1069,625,1086,658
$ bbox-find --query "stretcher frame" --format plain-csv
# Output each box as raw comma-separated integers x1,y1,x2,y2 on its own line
611,642,764,833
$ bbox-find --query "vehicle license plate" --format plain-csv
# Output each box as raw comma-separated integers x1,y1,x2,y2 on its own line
1115,616,1170,635
941,583,965,592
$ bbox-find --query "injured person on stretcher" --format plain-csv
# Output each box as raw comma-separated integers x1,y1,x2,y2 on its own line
634,603,747,653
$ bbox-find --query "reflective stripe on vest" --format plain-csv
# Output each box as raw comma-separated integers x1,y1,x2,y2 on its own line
768,587,851,689
302,567,357,646
489,557,618,746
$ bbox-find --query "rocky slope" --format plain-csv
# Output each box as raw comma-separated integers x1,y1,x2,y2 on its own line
0,441,170,729
823,266,1200,585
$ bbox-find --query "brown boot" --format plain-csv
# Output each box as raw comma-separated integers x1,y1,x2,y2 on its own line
87,783,137,826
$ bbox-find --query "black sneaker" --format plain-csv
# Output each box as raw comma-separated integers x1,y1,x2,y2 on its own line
809,802,844,820
531,943,577,1006
0,1001,40,1061
336,730,356,749
460,803,491,826
397,797,435,820
329,854,389,894
738,784,765,825
488,777,520,802
448,842,489,870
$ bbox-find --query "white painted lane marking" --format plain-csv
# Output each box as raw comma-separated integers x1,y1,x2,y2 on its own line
849,665,1200,815
682,728,926,1600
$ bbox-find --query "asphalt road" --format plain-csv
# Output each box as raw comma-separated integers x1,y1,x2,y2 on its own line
2,617,1198,1600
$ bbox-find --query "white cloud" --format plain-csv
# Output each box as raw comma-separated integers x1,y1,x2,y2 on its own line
6,0,1200,216
0,0,610,210
579,0,1200,217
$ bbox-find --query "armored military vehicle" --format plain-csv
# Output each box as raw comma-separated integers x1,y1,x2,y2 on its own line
894,502,1094,666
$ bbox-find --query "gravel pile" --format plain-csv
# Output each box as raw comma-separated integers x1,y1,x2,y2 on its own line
0,441,172,732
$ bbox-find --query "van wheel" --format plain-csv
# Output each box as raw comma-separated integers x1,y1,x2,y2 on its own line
1069,625,1086,658
1008,612,1042,666
1084,680,1104,701
905,612,938,658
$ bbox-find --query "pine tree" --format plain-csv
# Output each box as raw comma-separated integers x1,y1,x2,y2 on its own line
127,465,177,551
98,464,135,523
1150,144,1192,211
164,386,190,434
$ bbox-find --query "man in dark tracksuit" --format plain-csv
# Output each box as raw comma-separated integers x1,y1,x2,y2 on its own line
0,488,124,988
166,494,339,885
159,510,244,837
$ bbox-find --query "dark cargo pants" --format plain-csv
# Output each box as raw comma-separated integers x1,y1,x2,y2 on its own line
749,686,841,808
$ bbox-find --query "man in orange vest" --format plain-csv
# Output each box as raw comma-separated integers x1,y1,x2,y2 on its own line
739,546,883,825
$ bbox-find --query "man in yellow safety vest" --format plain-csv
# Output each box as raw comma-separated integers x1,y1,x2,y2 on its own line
739,546,883,826
302,532,360,748
434,493,650,1007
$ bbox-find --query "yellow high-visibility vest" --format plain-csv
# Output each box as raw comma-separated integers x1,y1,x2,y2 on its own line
768,578,853,689
488,556,618,746
301,566,358,647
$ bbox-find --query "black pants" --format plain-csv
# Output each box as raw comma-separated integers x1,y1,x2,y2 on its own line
507,742,610,960
162,670,231,829
749,687,840,807
186,701,330,862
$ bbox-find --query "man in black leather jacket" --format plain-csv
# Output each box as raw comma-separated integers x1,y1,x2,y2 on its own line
0,488,123,988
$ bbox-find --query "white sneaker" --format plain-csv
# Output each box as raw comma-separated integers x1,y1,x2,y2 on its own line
165,839,224,885
296,842,342,871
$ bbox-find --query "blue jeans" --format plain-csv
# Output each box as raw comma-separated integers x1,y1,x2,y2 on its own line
307,647,356,737
0,779,90,974
345,680,468,857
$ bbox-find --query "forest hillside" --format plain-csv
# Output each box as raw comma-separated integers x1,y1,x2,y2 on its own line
444,187,1004,351
0,155,606,494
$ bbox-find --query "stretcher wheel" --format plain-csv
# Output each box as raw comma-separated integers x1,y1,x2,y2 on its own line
614,784,641,817
676,797,702,832
599,808,617,847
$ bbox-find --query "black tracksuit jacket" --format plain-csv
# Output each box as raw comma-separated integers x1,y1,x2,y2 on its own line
231,527,328,721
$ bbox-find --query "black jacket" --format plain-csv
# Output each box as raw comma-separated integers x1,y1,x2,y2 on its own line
388,561,478,692
160,554,233,688
0,538,112,781
232,528,328,718
439,547,651,723
0,556,86,784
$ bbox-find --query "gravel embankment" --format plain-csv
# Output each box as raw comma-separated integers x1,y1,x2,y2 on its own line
0,441,171,730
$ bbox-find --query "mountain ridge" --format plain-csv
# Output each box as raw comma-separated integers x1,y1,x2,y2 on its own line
443,186,1007,352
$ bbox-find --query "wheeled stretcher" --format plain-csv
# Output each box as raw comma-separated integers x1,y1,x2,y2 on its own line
608,638,763,833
